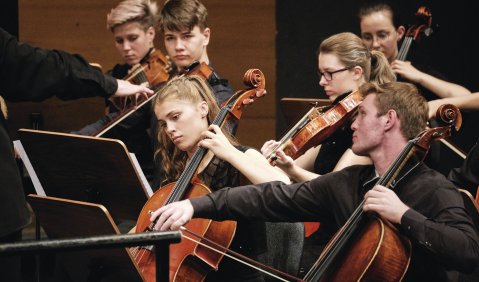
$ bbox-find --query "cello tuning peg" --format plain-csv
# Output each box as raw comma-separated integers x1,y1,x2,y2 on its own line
423,27,433,37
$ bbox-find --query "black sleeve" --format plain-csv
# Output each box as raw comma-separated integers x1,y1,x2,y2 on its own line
190,176,334,222
448,140,479,196
208,71,233,106
0,28,117,102
72,112,119,135
400,192,479,272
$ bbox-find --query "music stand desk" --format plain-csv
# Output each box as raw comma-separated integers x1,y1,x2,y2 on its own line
18,129,151,222
280,98,330,127
27,194,144,282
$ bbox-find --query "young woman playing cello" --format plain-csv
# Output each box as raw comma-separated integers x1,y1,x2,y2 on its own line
261,32,395,275
150,75,289,281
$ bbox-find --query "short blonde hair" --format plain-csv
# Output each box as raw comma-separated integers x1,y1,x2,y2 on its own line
107,0,159,31
359,82,428,139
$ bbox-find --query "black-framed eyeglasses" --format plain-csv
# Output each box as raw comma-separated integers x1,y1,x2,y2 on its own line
318,67,351,81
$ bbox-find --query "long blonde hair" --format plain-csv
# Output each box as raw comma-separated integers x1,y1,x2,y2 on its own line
318,32,395,84
153,75,234,181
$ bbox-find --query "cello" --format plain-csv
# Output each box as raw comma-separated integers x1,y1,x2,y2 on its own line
132,69,266,281
396,6,433,61
303,104,462,281
397,6,466,159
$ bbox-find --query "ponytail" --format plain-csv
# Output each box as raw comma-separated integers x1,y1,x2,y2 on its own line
369,50,396,84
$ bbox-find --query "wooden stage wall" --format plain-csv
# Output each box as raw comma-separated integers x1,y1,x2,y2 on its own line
7,0,276,149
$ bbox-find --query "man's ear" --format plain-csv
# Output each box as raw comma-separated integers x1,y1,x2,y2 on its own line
384,109,398,130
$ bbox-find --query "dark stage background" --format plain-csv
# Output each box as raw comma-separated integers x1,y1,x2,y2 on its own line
276,0,479,175
1,0,18,37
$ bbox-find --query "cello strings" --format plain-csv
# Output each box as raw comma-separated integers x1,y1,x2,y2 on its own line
305,139,418,279
181,233,292,282
267,106,317,160
397,37,413,61
131,76,269,277
181,227,303,282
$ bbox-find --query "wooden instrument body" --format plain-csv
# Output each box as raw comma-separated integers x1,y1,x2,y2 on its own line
319,217,411,282
305,105,462,281
282,90,362,160
135,181,236,282
132,68,265,281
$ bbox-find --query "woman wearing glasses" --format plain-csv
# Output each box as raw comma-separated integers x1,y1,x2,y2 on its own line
262,32,394,182
358,2,470,100
261,32,395,275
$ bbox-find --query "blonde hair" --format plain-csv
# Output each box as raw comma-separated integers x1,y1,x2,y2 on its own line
0,96,7,119
107,0,159,31
359,82,428,139
318,32,395,84
159,0,208,32
153,75,236,181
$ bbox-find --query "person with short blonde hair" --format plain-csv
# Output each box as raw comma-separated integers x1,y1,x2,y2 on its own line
74,0,163,180
359,81,428,140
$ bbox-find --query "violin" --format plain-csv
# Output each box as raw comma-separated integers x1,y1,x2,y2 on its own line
110,49,171,111
130,69,267,282
303,104,462,281
266,90,362,238
126,49,170,89
94,61,212,137
267,90,362,162
397,7,467,160
397,6,433,61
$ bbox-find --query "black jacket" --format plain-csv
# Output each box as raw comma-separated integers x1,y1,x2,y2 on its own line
0,28,117,237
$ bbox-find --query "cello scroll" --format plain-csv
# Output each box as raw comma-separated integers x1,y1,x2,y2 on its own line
397,6,433,61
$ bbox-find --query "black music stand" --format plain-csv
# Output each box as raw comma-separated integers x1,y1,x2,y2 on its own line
27,194,144,282
280,98,330,128
17,129,151,222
